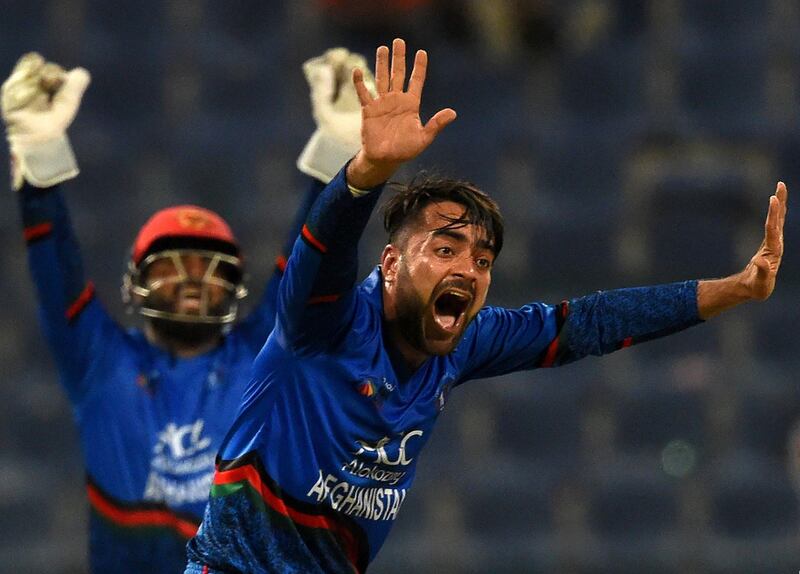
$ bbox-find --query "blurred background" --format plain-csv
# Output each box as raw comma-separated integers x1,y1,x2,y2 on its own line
1,0,799,572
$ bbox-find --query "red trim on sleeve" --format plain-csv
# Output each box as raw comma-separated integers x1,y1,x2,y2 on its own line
275,255,288,273
621,336,633,348
307,294,341,305
65,282,95,321
23,222,53,243
301,224,328,254
540,300,569,368
540,337,560,368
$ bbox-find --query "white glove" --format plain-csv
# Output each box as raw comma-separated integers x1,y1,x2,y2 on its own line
2,52,90,190
297,48,376,183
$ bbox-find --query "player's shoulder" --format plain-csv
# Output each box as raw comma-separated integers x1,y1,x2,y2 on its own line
463,302,555,342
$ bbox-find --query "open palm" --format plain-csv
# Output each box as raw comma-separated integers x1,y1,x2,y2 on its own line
741,181,788,300
354,39,456,167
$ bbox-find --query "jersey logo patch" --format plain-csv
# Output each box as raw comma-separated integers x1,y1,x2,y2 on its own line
357,379,376,397
355,376,394,407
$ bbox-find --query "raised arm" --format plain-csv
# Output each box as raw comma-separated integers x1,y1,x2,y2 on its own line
4,54,118,405
276,38,456,348
461,182,788,379
237,49,374,341
346,39,457,189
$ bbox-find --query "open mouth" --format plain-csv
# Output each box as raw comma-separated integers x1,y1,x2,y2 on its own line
433,290,471,333
178,289,203,312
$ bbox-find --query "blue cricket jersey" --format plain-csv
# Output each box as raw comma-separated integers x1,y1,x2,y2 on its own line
186,165,702,573
17,176,323,574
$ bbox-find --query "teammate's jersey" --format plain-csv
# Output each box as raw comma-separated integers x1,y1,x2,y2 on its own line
17,178,322,574
186,166,702,573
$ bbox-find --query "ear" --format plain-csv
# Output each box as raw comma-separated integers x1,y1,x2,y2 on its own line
381,243,400,284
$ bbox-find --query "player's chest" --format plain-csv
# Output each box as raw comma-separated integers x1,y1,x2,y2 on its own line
86,355,249,454
307,352,458,438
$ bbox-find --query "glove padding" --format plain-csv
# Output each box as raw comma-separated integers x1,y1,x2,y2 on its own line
297,48,376,184
2,52,90,190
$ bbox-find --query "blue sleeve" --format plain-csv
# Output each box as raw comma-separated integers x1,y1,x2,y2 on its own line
274,164,384,349
17,183,122,406
459,281,702,382
235,177,326,348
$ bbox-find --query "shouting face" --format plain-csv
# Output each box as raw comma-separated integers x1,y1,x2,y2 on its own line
381,200,495,365
139,250,241,321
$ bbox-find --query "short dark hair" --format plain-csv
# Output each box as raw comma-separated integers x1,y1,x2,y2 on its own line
382,175,504,255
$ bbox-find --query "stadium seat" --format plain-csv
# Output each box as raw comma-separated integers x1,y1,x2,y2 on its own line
710,452,799,538
616,386,707,455
589,469,678,538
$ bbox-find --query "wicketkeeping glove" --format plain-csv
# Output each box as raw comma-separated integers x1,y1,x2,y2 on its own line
1,52,90,190
297,48,376,183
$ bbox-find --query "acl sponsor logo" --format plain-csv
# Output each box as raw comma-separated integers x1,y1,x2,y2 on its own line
153,420,211,459
354,429,423,466
144,419,215,505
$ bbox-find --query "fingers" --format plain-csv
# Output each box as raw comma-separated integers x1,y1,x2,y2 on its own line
303,54,337,104
766,193,779,229
389,38,406,92
353,67,374,106
39,62,65,94
407,49,428,99
50,67,90,120
8,52,45,84
776,181,788,229
764,194,780,249
2,53,46,115
345,52,376,100
372,40,431,100
375,45,390,95
423,107,457,139
776,181,788,203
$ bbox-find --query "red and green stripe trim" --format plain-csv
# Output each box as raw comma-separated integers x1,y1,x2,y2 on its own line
23,222,53,243
86,478,200,539
66,282,95,321
301,224,328,254
213,453,367,574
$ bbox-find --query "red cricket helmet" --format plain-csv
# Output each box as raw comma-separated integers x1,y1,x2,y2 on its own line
122,205,247,325
132,205,240,265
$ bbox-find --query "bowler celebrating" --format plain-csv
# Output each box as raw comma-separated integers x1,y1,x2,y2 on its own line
186,39,787,573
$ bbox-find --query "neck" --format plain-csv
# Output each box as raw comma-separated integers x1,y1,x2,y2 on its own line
383,318,429,374
144,320,222,358
382,284,430,373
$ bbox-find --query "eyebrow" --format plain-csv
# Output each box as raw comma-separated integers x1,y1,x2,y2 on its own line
431,228,495,253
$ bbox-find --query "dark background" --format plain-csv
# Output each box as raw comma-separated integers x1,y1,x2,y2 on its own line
1,1,799,572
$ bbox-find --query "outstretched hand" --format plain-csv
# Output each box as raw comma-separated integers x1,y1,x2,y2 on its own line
346,38,456,189
741,181,788,300
697,182,788,319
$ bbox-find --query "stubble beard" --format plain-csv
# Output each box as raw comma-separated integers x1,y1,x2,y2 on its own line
143,286,227,348
393,265,466,357
148,317,224,348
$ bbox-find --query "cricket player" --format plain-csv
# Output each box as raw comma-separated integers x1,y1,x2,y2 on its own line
185,38,788,573
3,48,373,573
